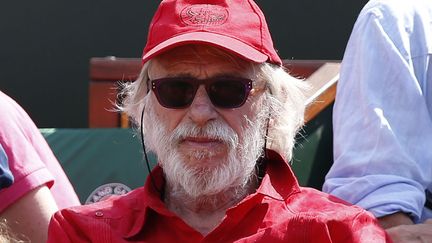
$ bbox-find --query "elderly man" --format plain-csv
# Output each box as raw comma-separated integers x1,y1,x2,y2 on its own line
48,0,389,242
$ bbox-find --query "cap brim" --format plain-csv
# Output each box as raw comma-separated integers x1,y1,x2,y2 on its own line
142,32,268,64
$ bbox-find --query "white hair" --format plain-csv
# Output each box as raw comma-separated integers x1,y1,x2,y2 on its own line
119,60,307,162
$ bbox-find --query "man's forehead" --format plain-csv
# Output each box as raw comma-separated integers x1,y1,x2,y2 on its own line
154,44,251,66
148,44,255,79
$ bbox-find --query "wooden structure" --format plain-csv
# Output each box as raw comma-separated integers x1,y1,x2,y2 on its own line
88,57,340,128
89,57,141,128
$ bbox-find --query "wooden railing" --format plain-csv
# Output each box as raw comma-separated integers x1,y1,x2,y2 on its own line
89,57,340,128
89,57,141,128
284,60,340,123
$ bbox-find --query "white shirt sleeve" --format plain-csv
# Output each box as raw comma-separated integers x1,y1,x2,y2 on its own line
323,0,432,222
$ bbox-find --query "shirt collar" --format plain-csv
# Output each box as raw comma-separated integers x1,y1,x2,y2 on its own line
256,149,300,200
122,166,174,238
123,149,301,239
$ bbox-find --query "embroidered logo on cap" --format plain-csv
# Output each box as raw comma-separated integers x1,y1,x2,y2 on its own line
181,4,228,26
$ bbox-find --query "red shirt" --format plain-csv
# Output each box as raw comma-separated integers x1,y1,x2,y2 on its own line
48,150,390,242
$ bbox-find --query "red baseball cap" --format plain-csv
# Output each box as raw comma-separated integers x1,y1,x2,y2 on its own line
142,0,282,66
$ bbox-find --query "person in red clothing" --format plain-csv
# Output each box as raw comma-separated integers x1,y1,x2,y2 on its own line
48,0,390,242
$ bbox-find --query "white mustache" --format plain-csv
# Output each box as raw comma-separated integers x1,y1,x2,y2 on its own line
169,120,239,150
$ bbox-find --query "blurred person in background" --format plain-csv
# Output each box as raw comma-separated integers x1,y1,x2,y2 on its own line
0,90,80,243
323,0,432,242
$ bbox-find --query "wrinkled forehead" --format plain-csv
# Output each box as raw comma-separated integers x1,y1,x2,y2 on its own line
147,44,256,80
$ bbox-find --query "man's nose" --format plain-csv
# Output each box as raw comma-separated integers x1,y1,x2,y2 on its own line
187,86,218,126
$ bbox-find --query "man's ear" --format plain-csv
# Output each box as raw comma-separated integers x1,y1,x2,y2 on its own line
266,87,274,127
268,116,275,128
146,79,150,94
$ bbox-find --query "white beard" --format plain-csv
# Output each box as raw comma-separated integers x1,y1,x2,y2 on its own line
143,104,268,200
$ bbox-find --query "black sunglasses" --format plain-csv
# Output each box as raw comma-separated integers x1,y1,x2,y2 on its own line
151,77,253,109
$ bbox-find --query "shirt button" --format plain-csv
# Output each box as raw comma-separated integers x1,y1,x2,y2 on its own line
95,211,104,217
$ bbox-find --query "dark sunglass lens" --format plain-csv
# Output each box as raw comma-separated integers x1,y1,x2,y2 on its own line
157,80,195,108
209,80,247,108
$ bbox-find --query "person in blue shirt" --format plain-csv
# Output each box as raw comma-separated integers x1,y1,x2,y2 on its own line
323,0,432,242
0,144,13,190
